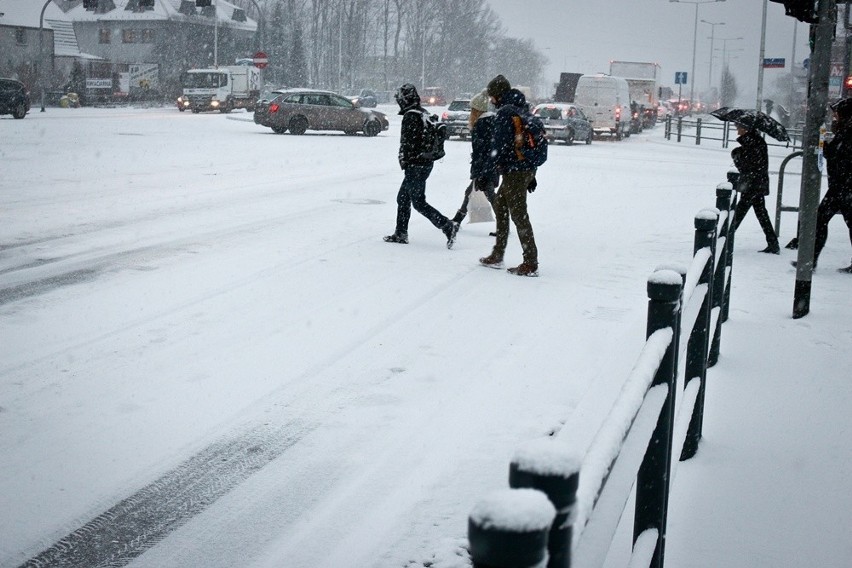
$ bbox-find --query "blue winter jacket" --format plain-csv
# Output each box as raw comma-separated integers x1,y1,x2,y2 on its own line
491,89,537,174
470,112,498,182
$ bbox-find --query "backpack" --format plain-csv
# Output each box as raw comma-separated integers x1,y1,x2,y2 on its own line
511,110,548,168
408,109,447,161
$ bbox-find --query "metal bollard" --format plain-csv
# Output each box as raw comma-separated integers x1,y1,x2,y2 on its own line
634,270,682,568
676,116,683,143
708,183,733,367
695,117,702,145
681,209,719,461
469,488,556,568
509,440,581,568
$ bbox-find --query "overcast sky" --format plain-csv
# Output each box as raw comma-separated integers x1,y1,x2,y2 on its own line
486,0,811,105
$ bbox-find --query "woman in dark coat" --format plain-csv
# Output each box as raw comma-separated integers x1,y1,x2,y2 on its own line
730,123,780,254
814,98,852,272
452,90,498,225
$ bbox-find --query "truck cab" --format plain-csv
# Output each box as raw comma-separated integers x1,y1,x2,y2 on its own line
180,66,260,113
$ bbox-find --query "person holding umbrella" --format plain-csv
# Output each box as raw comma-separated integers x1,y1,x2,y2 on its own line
729,120,781,254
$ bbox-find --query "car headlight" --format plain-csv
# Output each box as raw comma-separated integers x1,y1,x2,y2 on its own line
211,100,220,107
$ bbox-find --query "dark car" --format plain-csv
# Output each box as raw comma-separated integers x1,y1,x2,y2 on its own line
348,89,377,108
441,98,471,139
422,87,447,106
0,78,31,119
254,88,389,136
532,103,594,145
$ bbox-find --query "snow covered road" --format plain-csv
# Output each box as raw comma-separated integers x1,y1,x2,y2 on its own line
1,106,762,567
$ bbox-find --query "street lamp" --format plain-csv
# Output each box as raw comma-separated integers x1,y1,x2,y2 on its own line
38,0,52,112
700,19,725,89
716,37,744,69
670,0,726,109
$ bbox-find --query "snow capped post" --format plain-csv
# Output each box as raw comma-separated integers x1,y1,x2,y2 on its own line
634,270,682,568
681,209,719,461
708,181,735,367
509,439,581,568
468,488,556,568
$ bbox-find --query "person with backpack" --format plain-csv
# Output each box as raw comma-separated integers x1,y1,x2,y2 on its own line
384,83,459,249
479,75,546,277
451,90,498,227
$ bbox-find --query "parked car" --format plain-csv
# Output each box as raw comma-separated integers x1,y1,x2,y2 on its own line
441,98,471,139
531,102,594,145
422,86,447,106
347,89,377,108
0,78,30,119
254,88,389,136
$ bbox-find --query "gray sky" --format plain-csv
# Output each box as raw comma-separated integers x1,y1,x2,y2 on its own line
486,0,810,105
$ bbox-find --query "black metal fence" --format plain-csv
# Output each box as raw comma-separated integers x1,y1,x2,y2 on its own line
664,115,804,150
466,181,741,568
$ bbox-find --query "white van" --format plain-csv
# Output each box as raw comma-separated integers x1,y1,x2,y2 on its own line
573,74,632,140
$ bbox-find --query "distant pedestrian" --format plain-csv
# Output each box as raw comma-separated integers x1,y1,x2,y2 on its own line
812,98,852,272
384,83,459,249
478,75,543,277
730,122,781,254
451,90,498,227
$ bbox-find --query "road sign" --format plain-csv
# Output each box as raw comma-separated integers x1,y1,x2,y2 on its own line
675,71,687,85
253,51,268,69
763,58,786,69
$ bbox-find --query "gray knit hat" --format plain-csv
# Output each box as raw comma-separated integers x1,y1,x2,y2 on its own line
470,90,489,112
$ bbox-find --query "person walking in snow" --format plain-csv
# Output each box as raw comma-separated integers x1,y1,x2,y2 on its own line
478,75,541,277
451,90,498,228
384,83,458,249
730,121,781,254
813,98,852,272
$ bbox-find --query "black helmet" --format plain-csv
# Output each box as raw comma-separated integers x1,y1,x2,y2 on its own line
395,83,420,110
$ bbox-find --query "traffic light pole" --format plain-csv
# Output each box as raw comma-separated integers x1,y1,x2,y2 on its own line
793,0,836,319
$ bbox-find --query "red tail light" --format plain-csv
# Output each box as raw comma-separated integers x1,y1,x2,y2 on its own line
441,112,448,120
269,103,280,113
615,107,621,121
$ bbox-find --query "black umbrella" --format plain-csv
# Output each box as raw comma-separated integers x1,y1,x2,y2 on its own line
710,107,791,142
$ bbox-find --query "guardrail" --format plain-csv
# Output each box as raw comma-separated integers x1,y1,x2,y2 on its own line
466,179,741,568
664,116,803,150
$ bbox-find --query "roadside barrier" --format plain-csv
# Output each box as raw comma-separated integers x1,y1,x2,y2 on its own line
664,115,803,149
467,181,740,568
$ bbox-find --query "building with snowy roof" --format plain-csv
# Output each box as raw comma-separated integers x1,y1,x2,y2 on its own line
1,0,257,103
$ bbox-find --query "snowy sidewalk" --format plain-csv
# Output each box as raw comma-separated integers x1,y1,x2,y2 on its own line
665,240,852,567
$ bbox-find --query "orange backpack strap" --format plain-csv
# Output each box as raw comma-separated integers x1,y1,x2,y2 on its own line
512,115,526,160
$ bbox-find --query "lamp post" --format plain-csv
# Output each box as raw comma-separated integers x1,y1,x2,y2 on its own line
701,19,725,89
38,0,52,112
670,0,726,109
756,0,768,111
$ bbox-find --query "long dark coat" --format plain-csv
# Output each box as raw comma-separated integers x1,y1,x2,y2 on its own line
731,130,770,196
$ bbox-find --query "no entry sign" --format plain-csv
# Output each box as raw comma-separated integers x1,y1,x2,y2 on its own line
253,51,268,69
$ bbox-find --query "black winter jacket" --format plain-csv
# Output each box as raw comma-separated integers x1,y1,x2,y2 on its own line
398,107,433,168
731,130,770,196
823,124,852,198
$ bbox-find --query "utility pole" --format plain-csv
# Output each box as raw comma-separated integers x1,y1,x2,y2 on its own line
756,0,769,111
793,0,836,318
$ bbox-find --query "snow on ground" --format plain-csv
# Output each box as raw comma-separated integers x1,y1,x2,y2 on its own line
0,106,849,568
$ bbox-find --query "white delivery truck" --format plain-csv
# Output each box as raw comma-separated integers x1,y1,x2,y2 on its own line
179,65,261,113
573,74,632,140
609,61,661,128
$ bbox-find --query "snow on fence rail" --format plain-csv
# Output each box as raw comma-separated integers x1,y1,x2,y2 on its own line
663,115,803,150
466,181,741,568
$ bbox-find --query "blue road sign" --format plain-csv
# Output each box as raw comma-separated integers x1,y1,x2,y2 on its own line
675,71,688,85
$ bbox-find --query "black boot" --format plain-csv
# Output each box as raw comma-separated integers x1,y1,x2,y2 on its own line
759,243,780,254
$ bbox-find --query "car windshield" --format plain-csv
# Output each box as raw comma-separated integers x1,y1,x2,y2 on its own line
535,107,563,120
181,72,227,89
448,100,470,111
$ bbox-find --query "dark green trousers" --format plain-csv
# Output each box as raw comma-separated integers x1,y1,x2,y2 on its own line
492,170,538,264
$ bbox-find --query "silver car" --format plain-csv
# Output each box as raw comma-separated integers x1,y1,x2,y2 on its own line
441,98,471,139
532,103,594,145
254,88,389,136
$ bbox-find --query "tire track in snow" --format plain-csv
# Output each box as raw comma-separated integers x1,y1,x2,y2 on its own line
17,421,311,568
